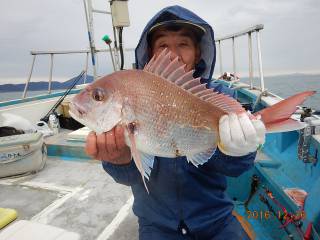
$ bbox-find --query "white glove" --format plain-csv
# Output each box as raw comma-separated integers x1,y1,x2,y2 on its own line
218,113,266,156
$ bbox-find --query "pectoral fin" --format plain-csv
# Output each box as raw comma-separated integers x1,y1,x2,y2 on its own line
187,148,216,167
140,152,155,180
127,126,154,193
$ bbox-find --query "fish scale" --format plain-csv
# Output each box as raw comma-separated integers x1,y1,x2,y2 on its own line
112,70,218,157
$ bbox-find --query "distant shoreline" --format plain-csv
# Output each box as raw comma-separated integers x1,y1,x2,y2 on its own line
0,75,93,92
0,73,319,110
1,73,319,91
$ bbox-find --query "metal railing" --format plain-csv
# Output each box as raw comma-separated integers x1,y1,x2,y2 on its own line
215,24,265,92
22,0,130,99
22,47,134,99
23,22,264,99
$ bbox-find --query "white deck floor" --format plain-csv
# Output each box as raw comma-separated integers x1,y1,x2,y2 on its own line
0,156,138,240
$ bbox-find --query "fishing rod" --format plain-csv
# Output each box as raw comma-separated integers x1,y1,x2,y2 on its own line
41,71,85,122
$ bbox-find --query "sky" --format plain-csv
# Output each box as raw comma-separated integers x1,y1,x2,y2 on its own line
0,0,319,84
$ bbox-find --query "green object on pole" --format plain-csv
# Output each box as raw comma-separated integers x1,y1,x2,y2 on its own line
102,35,112,45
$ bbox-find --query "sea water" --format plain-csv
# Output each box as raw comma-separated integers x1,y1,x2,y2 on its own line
0,90,62,103
242,74,320,110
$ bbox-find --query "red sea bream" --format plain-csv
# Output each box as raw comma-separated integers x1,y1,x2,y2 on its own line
69,48,315,190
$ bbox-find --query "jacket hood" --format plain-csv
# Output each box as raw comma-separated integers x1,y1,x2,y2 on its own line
135,5,216,82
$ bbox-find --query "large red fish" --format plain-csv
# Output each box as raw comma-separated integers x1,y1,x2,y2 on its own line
69,48,315,190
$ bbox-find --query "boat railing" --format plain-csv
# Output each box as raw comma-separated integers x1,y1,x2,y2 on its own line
215,24,265,92
23,23,264,100
22,48,134,99
22,0,132,99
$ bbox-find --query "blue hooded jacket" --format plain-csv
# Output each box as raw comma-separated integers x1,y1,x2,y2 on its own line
102,5,255,238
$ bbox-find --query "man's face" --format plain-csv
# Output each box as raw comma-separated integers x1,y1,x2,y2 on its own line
150,28,200,72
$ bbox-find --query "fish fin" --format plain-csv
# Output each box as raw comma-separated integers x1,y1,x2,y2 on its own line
148,48,168,73
175,70,194,85
188,84,207,94
143,48,245,114
127,131,150,193
206,93,245,113
180,78,201,90
154,50,171,75
144,48,190,84
167,64,186,82
140,152,155,180
161,57,182,79
196,89,215,98
266,119,307,133
144,54,156,72
187,148,216,167
254,91,316,133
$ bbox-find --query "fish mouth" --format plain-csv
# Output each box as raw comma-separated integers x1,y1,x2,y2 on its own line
69,101,87,119
68,102,104,134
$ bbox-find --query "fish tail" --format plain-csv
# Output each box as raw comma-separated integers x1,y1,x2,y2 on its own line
253,91,316,133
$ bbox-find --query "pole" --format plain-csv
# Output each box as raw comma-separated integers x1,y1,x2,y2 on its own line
218,40,223,76
83,0,97,80
248,32,254,89
84,52,89,84
48,53,54,94
22,55,36,99
108,44,116,71
232,37,236,79
256,31,265,92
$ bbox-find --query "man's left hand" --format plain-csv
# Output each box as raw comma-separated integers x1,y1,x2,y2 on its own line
218,113,266,156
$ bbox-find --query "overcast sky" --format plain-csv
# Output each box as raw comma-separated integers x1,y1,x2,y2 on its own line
0,0,319,84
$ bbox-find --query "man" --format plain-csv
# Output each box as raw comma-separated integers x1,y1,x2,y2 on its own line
86,5,265,240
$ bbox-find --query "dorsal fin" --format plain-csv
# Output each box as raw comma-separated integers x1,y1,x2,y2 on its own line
196,89,213,97
175,71,194,85
143,48,245,114
181,78,201,90
161,57,180,79
167,64,186,82
144,54,156,72
148,48,168,73
154,50,171,75
189,84,207,94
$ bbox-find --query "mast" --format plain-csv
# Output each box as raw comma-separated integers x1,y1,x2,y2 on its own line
82,0,130,80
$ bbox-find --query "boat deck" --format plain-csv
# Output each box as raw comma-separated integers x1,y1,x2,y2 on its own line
0,130,138,240
1,95,320,239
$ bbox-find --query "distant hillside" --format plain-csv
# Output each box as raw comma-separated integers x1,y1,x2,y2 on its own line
0,75,94,92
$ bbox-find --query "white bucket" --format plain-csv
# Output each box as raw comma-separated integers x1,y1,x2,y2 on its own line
0,132,47,178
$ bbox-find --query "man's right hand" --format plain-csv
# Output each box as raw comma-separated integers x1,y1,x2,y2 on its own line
85,125,132,165
218,113,265,156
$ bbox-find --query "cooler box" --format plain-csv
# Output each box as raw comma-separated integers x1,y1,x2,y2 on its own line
0,132,46,178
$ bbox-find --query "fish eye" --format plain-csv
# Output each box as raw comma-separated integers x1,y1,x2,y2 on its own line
92,88,105,102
